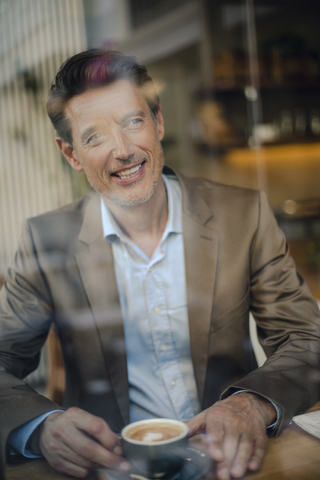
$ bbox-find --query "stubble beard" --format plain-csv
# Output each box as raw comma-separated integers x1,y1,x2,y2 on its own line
84,147,165,208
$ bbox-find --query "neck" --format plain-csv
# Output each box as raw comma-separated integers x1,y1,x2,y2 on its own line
103,178,168,258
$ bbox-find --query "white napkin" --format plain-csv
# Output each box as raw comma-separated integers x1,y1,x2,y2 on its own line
292,411,320,439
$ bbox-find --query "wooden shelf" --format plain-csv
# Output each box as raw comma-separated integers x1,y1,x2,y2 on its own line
225,142,320,166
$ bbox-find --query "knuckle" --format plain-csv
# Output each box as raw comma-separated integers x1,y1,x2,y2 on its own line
51,424,64,439
240,437,254,449
80,441,95,459
66,465,90,478
79,458,93,469
252,450,265,461
89,417,105,435
255,431,268,445
67,406,82,418
49,441,60,454
50,457,63,471
254,444,267,457
231,416,241,429
238,446,254,460
78,469,90,478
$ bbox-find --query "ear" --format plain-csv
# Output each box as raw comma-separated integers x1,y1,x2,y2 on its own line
55,137,84,172
155,105,165,141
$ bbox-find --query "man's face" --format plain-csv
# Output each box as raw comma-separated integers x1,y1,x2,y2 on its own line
57,80,165,208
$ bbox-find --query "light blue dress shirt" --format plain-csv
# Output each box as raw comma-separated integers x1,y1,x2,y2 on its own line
101,174,201,422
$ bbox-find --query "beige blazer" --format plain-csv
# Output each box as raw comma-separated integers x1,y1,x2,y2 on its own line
1,167,320,461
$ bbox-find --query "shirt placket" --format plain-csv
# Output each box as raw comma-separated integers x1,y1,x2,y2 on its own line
144,247,196,421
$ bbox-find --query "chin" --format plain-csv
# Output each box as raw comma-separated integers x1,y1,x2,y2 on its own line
108,189,155,208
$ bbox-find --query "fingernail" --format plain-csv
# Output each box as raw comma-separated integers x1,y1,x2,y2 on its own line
231,464,244,477
218,468,229,480
113,446,123,455
249,459,259,470
214,448,223,457
119,462,130,471
209,446,223,461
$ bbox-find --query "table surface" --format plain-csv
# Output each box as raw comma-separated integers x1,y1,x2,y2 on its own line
5,402,320,480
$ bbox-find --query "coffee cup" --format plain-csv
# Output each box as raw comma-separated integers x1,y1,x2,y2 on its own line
121,418,189,478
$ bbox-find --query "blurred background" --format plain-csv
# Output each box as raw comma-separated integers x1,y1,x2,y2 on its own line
0,0,320,394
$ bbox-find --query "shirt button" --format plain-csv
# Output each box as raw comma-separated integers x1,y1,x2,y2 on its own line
160,344,167,351
171,380,177,386
154,307,161,315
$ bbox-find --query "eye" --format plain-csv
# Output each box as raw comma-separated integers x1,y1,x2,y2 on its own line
127,117,144,129
87,133,101,145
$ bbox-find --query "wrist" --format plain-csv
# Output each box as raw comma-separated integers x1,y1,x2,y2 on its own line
27,411,63,456
26,422,43,456
239,392,277,426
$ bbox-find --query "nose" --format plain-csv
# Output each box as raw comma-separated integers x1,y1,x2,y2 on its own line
112,130,134,161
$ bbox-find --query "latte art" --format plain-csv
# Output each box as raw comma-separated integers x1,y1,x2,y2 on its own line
142,432,164,442
125,421,184,443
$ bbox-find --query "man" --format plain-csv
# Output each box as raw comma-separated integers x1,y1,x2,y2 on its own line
0,50,319,480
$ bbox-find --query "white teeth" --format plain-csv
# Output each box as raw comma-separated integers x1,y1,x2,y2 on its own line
117,163,142,179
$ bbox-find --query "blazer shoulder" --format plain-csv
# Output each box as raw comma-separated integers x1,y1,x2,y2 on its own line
24,190,99,249
26,190,97,228
193,176,259,197
178,171,261,209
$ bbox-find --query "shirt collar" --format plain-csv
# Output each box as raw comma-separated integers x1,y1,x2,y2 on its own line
100,174,182,244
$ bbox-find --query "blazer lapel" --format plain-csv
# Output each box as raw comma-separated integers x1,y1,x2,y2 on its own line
177,173,219,406
75,193,129,425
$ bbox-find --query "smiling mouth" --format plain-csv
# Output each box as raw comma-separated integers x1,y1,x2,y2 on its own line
111,161,145,180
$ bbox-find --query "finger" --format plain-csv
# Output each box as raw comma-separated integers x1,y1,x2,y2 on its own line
65,430,127,469
64,408,121,452
247,432,268,471
42,425,93,477
204,412,226,462
206,434,224,462
48,455,90,478
185,411,206,437
222,434,239,463
45,411,127,470
229,434,254,478
216,465,231,480
40,428,94,470
80,414,121,452
215,435,239,480
59,444,93,469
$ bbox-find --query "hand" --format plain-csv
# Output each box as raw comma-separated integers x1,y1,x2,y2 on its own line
186,393,276,480
31,407,130,478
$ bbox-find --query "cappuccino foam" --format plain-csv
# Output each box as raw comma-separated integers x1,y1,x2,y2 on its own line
125,421,184,443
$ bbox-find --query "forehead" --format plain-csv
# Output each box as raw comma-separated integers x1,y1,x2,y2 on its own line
65,80,149,125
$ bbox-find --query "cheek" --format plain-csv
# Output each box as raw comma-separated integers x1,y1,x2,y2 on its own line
82,148,108,167
133,126,159,146
81,157,105,182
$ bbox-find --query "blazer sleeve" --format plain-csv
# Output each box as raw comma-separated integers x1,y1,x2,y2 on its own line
0,220,62,462
222,191,320,436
